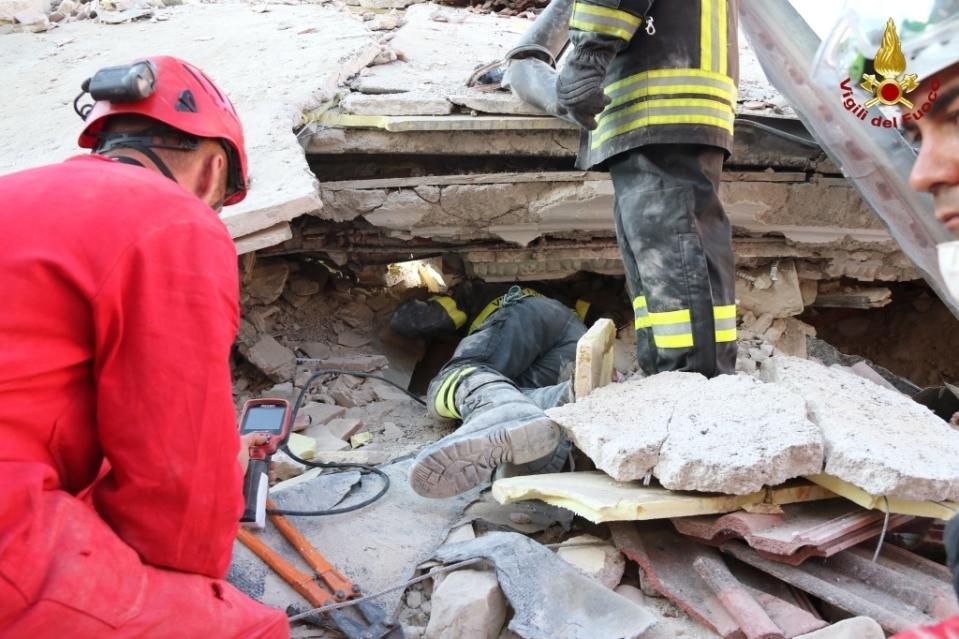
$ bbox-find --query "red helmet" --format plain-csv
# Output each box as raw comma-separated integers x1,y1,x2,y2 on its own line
78,55,249,206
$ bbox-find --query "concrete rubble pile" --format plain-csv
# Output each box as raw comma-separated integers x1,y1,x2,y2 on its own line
226,253,959,639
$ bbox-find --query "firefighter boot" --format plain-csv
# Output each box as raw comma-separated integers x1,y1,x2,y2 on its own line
411,368,561,498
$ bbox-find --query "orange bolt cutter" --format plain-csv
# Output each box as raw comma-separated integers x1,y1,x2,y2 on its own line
237,500,403,639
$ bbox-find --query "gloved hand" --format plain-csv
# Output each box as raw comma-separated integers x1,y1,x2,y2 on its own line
556,40,619,130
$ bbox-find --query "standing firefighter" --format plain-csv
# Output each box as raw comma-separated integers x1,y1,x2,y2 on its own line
556,0,739,377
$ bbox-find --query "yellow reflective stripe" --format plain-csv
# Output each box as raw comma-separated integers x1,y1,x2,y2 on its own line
649,308,692,325
604,68,736,96
701,0,712,73
572,2,641,25
597,97,733,129
717,0,727,76
715,328,737,343
655,333,694,348
606,83,735,111
592,113,734,149
570,2,641,41
569,18,634,41
713,304,736,320
468,300,501,336
433,366,476,419
430,295,467,329
633,296,650,329
468,288,541,334
575,299,591,322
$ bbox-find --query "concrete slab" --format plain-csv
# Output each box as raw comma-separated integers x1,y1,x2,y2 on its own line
351,3,527,98
653,374,824,495
491,472,835,524
758,355,959,502
548,373,823,495
0,3,380,245
673,499,913,565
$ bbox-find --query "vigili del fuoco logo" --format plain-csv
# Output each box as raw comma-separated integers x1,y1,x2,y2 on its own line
839,17,939,128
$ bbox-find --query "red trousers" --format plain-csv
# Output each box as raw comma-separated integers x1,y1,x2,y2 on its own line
0,469,289,638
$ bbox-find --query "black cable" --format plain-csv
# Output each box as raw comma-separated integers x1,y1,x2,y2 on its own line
266,368,417,517
267,447,390,516
734,117,821,148
292,365,426,406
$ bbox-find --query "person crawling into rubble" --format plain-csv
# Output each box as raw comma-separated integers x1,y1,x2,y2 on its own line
390,279,626,499
0,57,289,637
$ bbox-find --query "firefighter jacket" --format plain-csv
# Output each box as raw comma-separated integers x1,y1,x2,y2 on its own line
0,156,287,637
569,0,740,168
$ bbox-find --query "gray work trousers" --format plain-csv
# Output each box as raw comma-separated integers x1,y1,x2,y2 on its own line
608,144,737,377
427,296,586,415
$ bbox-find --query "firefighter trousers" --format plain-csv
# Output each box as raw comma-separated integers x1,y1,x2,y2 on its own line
608,144,737,377
427,295,586,418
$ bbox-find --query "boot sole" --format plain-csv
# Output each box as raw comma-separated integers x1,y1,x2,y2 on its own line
410,416,560,499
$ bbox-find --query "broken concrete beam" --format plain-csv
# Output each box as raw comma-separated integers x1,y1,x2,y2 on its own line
246,334,296,382
556,534,625,590
340,92,453,116
549,373,824,494
425,569,507,639
233,222,292,256
573,318,615,400
757,355,959,502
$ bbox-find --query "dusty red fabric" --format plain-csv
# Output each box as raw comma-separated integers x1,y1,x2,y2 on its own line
0,156,288,637
893,617,959,639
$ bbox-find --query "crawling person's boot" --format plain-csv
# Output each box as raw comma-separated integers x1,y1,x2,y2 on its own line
410,367,561,498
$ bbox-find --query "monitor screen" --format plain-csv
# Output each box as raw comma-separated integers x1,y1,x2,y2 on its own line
242,405,287,433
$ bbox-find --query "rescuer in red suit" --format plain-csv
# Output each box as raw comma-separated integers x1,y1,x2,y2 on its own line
0,56,289,637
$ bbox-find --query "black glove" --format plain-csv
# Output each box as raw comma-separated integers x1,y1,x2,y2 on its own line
556,39,619,130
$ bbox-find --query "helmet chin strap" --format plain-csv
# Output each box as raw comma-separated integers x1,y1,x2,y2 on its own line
95,130,198,184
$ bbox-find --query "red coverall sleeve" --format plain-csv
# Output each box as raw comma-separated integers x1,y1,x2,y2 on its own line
91,217,243,578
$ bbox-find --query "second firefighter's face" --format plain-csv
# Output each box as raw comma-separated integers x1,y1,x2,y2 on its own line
905,63,959,238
